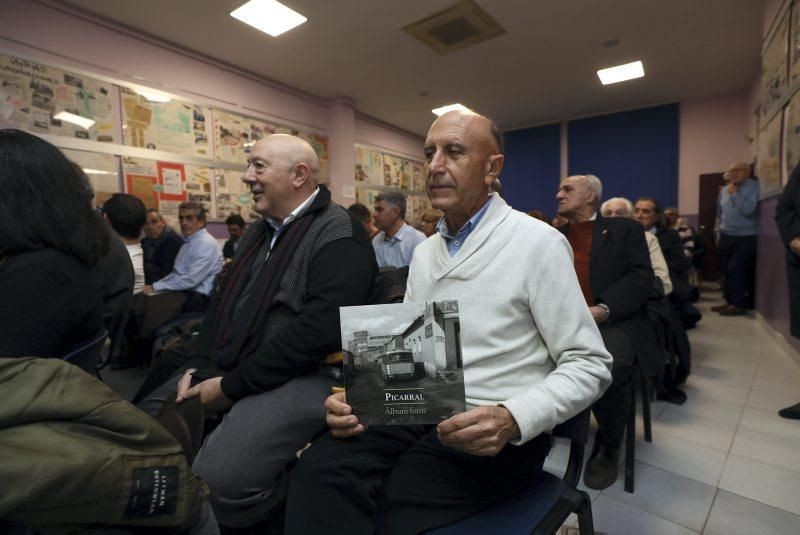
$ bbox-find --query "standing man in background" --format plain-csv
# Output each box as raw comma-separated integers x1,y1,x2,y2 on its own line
371,191,426,268
714,162,759,316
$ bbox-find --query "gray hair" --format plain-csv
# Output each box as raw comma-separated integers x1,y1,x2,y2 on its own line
583,174,603,205
375,191,407,219
600,197,633,217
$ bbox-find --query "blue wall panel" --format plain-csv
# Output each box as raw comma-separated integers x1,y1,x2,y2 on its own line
502,122,561,218
567,103,679,208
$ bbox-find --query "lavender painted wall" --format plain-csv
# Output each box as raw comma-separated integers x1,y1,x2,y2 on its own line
756,197,800,353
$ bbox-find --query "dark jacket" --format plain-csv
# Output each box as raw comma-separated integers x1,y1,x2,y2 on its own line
0,248,104,358
222,236,240,259
560,216,661,376
187,187,378,400
142,226,185,284
655,226,691,284
776,163,800,337
92,221,134,328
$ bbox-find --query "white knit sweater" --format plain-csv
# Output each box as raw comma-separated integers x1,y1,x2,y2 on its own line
406,195,612,444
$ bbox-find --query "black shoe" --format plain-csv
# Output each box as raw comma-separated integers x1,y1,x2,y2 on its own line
583,441,621,490
719,305,748,316
778,402,800,420
710,303,729,312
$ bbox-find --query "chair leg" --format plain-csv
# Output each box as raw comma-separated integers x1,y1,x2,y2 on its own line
576,492,595,535
640,372,652,443
624,381,635,493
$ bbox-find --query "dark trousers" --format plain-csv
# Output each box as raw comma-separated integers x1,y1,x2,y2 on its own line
285,424,552,535
718,233,757,308
592,326,636,449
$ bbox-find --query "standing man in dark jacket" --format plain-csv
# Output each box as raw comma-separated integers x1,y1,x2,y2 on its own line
222,214,246,260
557,174,656,490
776,164,800,419
140,134,376,530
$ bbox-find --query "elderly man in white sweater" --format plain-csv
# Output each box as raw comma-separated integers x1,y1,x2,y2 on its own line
285,110,612,535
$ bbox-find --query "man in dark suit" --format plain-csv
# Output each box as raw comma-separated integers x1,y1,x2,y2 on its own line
776,164,800,419
556,174,657,489
634,198,690,287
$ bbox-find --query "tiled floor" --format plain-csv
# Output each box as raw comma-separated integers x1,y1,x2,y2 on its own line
551,288,800,534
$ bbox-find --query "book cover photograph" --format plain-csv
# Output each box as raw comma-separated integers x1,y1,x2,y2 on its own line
340,300,466,425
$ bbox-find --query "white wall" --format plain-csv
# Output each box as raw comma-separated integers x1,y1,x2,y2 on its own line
678,89,754,215
0,0,423,206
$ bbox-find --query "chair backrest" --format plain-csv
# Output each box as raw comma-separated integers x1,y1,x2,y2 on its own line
551,408,590,487
61,330,108,374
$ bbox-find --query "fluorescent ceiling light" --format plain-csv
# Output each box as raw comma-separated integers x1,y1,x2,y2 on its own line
133,88,172,103
432,103,472,116
82,168,115,175
230,0,308,37
597,60,645,85
53,111,95,129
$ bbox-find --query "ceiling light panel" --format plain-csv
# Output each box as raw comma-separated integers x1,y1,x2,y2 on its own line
53,111,95,129
432,103,472,116
230,0,308,37
597,60,645,85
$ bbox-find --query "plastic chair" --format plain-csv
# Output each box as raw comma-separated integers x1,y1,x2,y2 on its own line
61,330,107,375
425,409,594,535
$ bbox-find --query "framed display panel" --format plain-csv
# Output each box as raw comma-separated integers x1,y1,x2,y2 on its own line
355,146,385,185
62,148,121,205
783,88,800,185
757,110,784,199
121,87,213,157
0,53,117,142
122,156,214,219
761,5,790,125
215,168,259,222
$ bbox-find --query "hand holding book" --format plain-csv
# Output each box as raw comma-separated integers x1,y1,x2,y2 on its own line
325,391,366,438
436,405,520,457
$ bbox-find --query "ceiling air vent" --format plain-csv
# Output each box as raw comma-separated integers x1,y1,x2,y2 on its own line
402,0,506,55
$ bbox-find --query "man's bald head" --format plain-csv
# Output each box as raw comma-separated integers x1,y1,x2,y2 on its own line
255,134,320,183
243,134,321,220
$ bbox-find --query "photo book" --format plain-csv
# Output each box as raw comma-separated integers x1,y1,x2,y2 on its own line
340,300,466,425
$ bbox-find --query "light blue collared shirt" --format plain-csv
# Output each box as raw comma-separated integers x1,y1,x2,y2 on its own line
152,227,223,296
372,222,426,268
436,195,493,256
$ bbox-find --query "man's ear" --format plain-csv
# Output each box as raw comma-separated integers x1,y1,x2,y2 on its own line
484,154,505,185
292,163,311,187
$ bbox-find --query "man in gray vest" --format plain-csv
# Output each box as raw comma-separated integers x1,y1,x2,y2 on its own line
140,134,376,530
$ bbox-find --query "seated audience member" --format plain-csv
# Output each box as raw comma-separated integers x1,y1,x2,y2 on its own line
371,191,426,268
675,216,696,257
552,214,568,227
602,197,672,296
222,213,246,260
143,201,223,314
0,129,106,358
634,198,691,288
556,175,657,490
347,202,379,240
527,209,550,224
142,208,185,284
102,193,147,295
663,206,679,230
285,111,611,534
139,134,376,530
418,208,443,237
